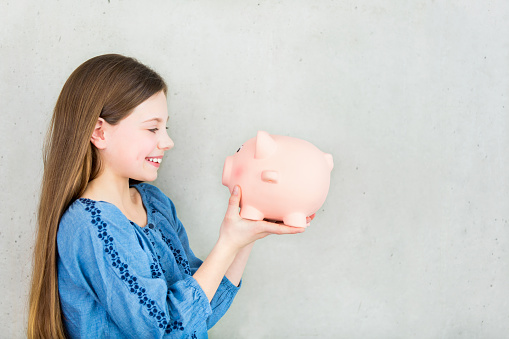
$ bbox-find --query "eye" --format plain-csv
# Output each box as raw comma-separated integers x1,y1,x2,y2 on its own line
236,144,243,153
149,128,159,133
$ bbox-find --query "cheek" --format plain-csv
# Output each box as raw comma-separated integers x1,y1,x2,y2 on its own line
137,137,158,159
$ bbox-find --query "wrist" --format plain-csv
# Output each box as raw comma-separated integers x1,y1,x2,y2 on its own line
215,236,241,259
216,228,257,260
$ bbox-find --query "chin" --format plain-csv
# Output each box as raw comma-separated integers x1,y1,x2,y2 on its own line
131,174,157,183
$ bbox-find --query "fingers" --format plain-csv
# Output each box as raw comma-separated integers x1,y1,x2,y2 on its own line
306,213,316,226
225,185,241,218
259,220,306,235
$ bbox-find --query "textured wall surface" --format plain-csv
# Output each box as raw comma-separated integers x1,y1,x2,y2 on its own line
1,1,508,338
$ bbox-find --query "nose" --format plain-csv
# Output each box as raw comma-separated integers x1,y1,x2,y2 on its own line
159,131,174,151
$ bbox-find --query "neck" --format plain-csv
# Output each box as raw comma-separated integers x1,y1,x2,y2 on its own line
81,169,137,212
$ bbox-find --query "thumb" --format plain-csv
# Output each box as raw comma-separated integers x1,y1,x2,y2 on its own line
226,185,241,217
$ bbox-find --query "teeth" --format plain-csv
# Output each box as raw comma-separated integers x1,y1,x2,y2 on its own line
148,158,162,164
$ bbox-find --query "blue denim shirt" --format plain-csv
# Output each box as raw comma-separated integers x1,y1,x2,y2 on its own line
57,183,240,338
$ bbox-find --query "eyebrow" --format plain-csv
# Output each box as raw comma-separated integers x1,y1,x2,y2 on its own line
142,117,170,123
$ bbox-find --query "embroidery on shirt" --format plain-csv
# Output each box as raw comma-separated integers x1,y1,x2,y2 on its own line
150,254,163,279
141,227,167,276
135,223,164,278
79,199,185,335
158,229,192,275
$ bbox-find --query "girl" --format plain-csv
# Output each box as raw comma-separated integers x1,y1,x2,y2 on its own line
28,54,310,338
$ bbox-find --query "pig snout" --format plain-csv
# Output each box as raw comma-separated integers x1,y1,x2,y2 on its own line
222,156,233,188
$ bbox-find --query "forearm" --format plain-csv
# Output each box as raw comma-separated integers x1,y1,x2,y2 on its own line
196,185,304,302
225,242,254,287
193,239,238,302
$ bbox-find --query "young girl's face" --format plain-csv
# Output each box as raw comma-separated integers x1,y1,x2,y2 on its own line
102,90,174,182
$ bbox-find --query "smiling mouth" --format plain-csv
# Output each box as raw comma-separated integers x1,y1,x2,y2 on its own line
146,157,162,164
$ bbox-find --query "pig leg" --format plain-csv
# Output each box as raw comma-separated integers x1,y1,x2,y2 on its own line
240,205,265,221
283,213,308,228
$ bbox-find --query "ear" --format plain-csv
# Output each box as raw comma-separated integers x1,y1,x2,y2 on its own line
255,131,277,159
90,118,107,149
261,170,279,184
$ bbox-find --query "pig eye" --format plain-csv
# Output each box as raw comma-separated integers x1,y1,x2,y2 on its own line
236,144,243,153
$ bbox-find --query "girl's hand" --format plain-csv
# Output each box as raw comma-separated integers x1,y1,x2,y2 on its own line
306,213,316,226
219,186,305,252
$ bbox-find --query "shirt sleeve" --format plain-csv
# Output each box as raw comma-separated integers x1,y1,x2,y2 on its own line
58,199,212,338
173,216,241,329
145,184,241,330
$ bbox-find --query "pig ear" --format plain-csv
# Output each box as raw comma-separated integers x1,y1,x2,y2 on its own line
255,131,277,159
261,170,279,183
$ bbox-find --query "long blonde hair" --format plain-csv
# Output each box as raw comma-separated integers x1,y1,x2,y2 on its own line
28,54,167,338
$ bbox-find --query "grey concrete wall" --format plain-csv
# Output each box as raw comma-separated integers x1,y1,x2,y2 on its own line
1,0,508,338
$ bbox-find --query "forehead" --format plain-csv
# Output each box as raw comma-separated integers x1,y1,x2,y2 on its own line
128,91,168,123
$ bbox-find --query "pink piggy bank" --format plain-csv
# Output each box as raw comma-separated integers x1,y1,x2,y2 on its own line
222,131,334,227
